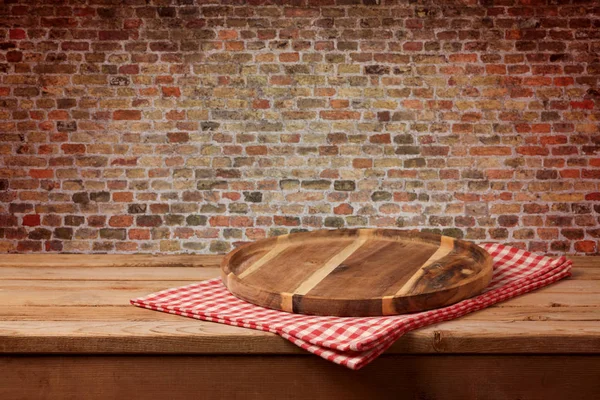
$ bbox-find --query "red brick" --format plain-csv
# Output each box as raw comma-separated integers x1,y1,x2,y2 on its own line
167,132,189,143
252,99,270,109
29,169,53,179
1,2,599,255
218,30,238,40
274,216,300,226
246,146,267,155
315,88,336,97
403,42,423,51
210,216,230,227
334,204,353,215
223,192,241,201
17,240,42,252
470,147,512,156
449,54,478,63
523,76,552,86
554,77,574,86
99,30,129,41
245,228,266,240
225,41,244,51
124,19,143,29
166,110,185,120
113,192,133,202
320,111,360,120
230,217,253,227
119,64,139,75
575,241,596,253
279,52,299,62
330,100,349,109
22,215,41,227
402,100,423,109
284,8,319,18
129,229,150,240
109,215,133,227
571,100,594,109
7,51,23,62
9,29,27,40
113,110,141,120
516,146,550,156
61,144,86,154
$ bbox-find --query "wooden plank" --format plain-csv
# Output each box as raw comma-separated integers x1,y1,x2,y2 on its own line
567,256,600,268
571,268,600,280
460,306,600,322
0,254,596,358
1,355,599,400
528,279,600,292
496,292,600,307
0,280,597,307
0,275,596,309
0,254,222,268
1,305,599,323
0,280,195,306
0,320,599,354
0,266,219,281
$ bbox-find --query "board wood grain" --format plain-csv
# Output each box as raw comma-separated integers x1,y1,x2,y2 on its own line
221,229,493,316
0,254,597,356
2,355,600,400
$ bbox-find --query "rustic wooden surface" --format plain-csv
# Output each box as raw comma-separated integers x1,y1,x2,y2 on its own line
1,355,599,400
0,254,599,399
222,229,493,316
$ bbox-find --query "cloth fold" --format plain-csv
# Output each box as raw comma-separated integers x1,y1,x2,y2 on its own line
131,243,572,370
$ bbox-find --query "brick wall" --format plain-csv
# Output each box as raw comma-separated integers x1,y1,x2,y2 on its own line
1,0,599,254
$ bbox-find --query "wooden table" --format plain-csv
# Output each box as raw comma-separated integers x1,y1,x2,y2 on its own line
0,255,599,399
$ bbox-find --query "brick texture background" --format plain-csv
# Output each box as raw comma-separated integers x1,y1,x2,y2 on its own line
1,0,599,254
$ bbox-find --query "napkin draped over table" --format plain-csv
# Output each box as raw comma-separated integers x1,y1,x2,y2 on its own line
131,243,572,370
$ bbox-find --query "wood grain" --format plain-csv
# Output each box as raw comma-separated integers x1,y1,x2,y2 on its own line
0,254,597,356
1,320,600,355
1,355,599,400
2,305,598,322
222,229,493,316
0,254,219,268
0,254,598,399
0,266,213,281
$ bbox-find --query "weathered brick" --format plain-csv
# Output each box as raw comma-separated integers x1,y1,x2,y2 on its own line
113,110,141,120
72,192,89,204
136,215,162,227
302,180,331,190
371,191,392,202
28,228,52,240
128,204,147,214
186,215,207,226
0,2,597,254
334,181,355,191
54,227,73,240
324,217,345,228
243,192,262,203
274,216,300,226
90,192,110,202
99,228,126,240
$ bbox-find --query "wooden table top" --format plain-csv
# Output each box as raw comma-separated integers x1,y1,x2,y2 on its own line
0,254,598,355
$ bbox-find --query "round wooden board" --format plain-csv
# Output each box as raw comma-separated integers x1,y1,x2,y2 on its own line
221,229,493,317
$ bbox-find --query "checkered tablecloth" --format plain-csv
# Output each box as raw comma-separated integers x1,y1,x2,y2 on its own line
131,243,572,370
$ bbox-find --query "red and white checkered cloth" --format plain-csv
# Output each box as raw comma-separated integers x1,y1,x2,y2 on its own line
131,243,572,370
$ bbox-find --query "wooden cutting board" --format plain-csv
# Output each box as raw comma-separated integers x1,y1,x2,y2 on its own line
221,229,493,317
